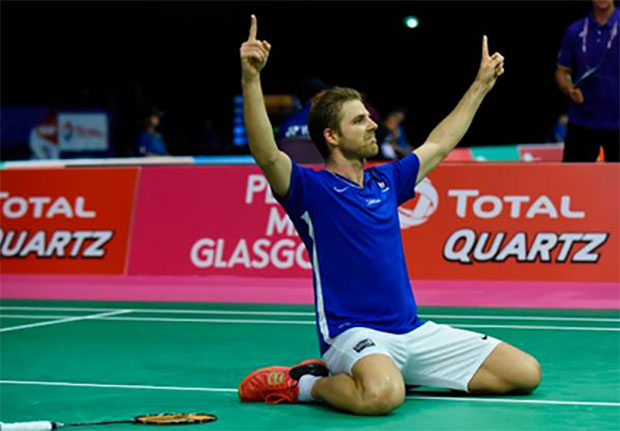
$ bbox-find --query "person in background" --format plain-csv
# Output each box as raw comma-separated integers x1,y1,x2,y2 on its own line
376,107,414,160
134,108,169,157
278,78,329,141
549,113,569,143
276,78,330,163
555,0,619,162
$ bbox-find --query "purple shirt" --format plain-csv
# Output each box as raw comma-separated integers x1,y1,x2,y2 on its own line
557,8,619,130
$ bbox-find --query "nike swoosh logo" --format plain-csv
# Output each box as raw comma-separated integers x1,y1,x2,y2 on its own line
333,186,349,193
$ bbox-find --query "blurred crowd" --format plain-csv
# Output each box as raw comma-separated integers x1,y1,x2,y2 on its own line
125,78,418,162
1,0,617,163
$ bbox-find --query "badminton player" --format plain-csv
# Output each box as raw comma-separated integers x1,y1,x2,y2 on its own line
238,15,542,415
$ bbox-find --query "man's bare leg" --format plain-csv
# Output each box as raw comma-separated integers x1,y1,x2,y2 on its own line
468,342,542,393
311,354,405,415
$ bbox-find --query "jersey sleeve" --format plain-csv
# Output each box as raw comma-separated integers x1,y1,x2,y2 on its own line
273,160,312,217
376,152,420,205
557,25,575,69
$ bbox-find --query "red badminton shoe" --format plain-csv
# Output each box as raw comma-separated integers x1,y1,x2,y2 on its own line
238,359,328,404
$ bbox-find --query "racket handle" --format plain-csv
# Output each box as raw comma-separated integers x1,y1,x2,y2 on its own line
0,421,56,430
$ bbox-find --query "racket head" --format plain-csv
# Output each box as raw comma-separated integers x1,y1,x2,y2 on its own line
134,413,217,425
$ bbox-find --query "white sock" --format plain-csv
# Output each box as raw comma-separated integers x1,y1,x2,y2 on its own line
297,375,320,402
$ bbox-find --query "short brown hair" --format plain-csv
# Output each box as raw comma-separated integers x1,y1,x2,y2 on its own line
308,87,362,159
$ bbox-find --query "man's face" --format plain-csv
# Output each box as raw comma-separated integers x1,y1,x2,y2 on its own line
593,0,613,11
331,99,379,159
149,115,160,128
385,112,405,131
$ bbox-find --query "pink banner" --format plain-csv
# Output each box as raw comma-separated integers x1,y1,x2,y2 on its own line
129,164,619,282
128,166,311,276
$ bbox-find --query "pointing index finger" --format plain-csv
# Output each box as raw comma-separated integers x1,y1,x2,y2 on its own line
482,35,489,59
248,14,257,42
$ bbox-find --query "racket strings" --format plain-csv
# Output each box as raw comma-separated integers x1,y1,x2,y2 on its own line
135,413,216,425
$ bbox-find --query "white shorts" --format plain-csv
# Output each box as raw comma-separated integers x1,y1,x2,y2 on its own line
322,321,501,392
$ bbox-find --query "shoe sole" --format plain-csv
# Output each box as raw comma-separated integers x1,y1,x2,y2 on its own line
289,360,328,380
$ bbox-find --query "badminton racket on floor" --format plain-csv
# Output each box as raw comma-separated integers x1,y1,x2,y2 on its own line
0,413,217,430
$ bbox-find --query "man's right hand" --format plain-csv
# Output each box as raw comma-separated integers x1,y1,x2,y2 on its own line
240,15,271,83
556,67,585,105
568,87,584,104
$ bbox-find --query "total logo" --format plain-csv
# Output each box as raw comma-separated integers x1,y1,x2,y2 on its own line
398,179,588,229
398,178,438,229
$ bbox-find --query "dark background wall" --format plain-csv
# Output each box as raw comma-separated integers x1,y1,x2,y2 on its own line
0,1,603,156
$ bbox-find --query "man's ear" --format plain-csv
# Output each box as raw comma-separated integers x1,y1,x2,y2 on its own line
324,128,338,147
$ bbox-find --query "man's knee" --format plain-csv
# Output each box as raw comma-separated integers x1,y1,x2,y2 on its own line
470,344,543,394
356,379,405,415
349,353,405,415
501,354,542,394
518,355,542,393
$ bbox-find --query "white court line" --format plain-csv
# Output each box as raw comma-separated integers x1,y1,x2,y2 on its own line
421,314,620,323
0,310,132,333
454,324,620,331
405,395,620,407
107,316,315,325
0,314,618,331
0,315,314,326
1,306,618,322
0,314,70,319
0,306,313,317
0,380,617,407
0,380,236,393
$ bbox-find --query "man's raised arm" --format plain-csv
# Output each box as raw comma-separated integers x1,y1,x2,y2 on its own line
240,15,292,197
414,36,505,184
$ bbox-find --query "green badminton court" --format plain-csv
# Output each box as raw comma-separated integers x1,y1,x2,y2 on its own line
1,300,619,430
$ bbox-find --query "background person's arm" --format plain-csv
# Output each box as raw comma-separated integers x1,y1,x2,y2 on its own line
240,15,292,198
555,66,584,104
414,36,504,184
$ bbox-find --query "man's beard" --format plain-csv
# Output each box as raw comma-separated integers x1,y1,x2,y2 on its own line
341,138,379,160
361,141,379,158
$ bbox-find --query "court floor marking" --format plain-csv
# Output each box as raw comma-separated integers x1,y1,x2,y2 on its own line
422,314,620,323
0,306,312,317
405,395,620,407
0,380,236,393
0,314,618,331
1,306,618,322
0,310,133,333
1,380,618,408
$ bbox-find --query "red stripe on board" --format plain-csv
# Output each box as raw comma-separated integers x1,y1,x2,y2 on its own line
0,275,618,309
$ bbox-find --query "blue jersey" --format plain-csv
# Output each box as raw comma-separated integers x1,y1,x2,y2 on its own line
277,104,311,140
276,153,424,355
135,131,168,156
